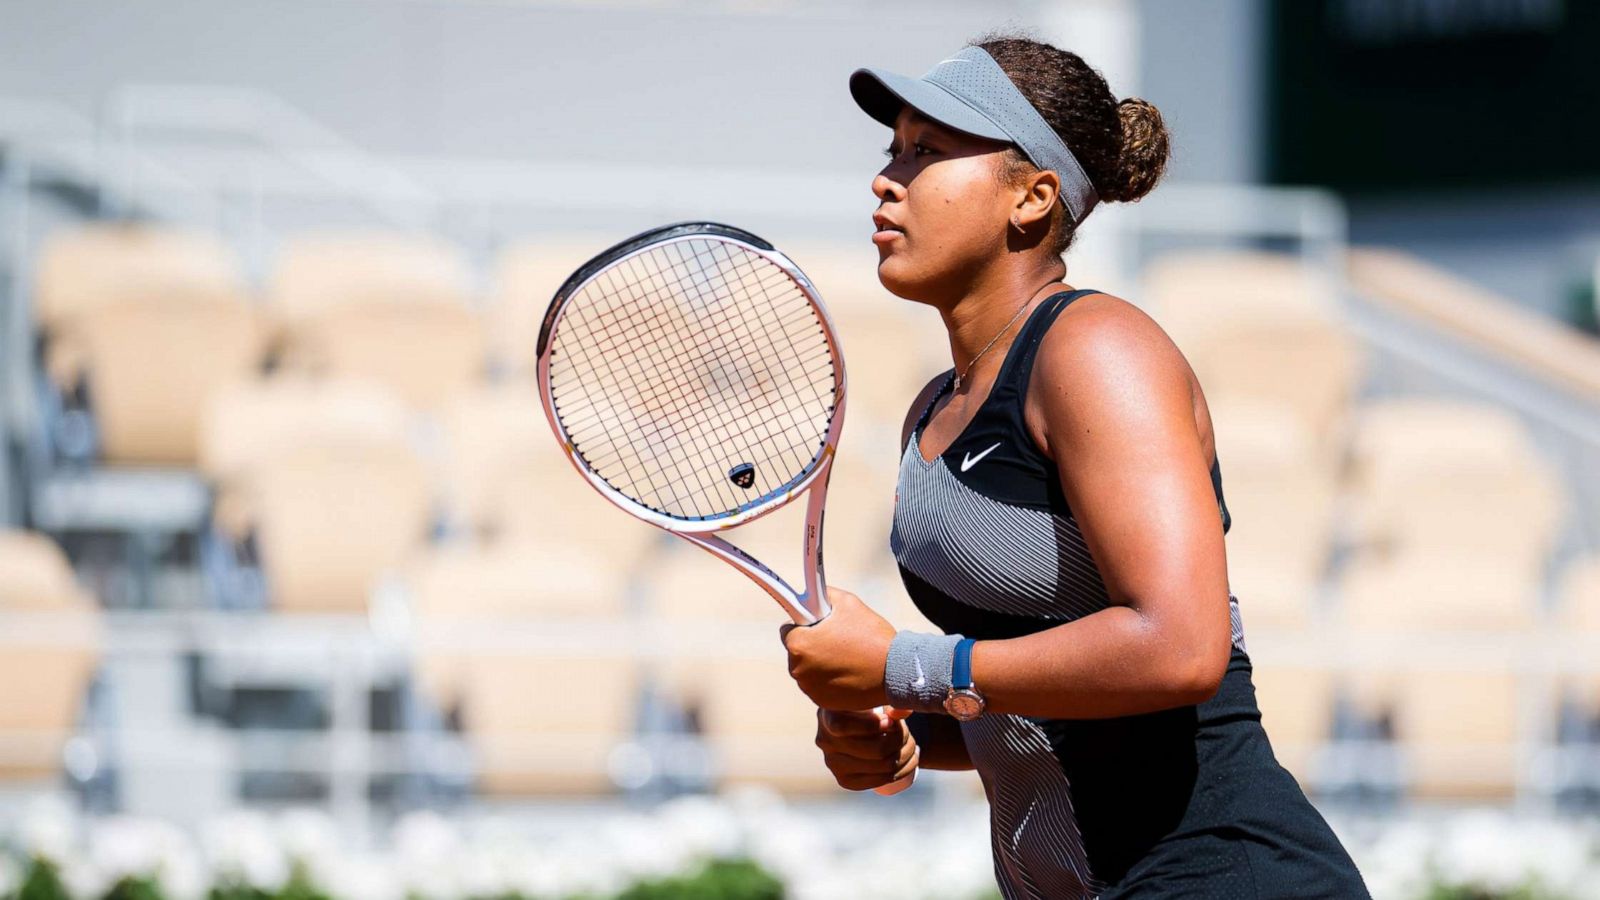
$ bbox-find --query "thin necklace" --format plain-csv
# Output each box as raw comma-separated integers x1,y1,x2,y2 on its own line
954,300,1032,391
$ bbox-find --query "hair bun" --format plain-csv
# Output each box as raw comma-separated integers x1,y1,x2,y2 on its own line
1104,97,1170,204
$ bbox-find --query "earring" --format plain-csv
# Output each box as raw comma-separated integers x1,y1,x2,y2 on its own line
1010,215,1023,232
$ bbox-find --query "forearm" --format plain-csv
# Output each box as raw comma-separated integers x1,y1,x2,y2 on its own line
905,712,973,770
972,605,1227,719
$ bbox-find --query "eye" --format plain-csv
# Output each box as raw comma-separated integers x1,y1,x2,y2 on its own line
881,142,934,160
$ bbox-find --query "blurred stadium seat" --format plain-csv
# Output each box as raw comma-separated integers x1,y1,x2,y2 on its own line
1249,663,1334,784
1560,555,1600,629
1338,550,1539,631
34,223,245,380
1346,400,1562,568
288,302,485,412
269,233,474,323
79,296,265,465
666,654,835,793
0,528,90,607
1351,670,1521,799
34,223,262,466
0,530,100,780
1147,251,1363,443
439,383,553,537
457,652,639,795
1210,396,1337,628
488,237,611,376
409,537,629,741
269,233,484,410
251,443,433,613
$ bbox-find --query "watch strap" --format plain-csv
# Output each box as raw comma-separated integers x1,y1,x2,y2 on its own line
951,638,977,691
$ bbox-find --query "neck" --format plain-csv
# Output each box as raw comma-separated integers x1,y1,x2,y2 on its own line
940,256,1069,391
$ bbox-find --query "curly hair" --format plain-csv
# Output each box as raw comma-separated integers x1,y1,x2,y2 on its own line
976,30,1172,254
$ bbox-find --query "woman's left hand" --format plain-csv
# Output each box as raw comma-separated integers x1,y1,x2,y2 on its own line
780,586,896,711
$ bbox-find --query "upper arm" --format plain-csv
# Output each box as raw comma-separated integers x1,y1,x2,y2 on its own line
1028,299,1231,674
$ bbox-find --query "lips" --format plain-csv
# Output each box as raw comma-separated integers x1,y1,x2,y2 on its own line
872,211,904,245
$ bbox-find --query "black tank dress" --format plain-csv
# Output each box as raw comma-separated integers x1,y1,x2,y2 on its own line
891,289,1370,899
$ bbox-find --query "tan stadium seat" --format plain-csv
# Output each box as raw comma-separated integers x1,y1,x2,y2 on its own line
1350,670,1520,799
78,296,265,465
0,530,100,781
648,512,798,624
411,538,627,621
1185,325,1361,445
1145,252,1361,441
487,437,660,568
440,383,553,535
1349,400,1542,489
666,654,835,793
1209,397,1336,628
269,233,473,325
832,307,948,428
287,302,486,412
34,224,246,384
1144,250,1343,338
488,237,613,376
1338,550,1538,631
0,529,85,608
458,652,638,795
1346,400,1561,567
1250,664,1334,785
816,452,901,590
199,376,413,486
1558,555,1600,630
250,443,433,613
778,241,894,314
409,538,629,713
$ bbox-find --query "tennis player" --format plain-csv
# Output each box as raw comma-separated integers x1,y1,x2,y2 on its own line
779,33,1370,898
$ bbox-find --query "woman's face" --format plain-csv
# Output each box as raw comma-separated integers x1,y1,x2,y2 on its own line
871,107,1015,305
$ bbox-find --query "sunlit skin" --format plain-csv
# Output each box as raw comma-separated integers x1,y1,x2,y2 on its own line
781,106,1233,788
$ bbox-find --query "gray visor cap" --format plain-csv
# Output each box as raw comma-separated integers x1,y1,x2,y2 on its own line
849,46,1099,226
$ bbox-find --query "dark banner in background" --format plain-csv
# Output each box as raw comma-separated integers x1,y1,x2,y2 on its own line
1267,0,1600,192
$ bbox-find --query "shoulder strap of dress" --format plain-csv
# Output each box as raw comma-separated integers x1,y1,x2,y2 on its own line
993,289,1100,403
906,369,955,450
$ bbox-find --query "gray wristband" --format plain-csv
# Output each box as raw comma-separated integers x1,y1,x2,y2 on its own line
883,630,963,714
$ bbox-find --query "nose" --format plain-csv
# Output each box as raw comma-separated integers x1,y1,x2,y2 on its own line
872,171,906,204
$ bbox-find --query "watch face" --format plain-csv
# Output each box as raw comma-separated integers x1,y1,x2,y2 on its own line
945,690,984,721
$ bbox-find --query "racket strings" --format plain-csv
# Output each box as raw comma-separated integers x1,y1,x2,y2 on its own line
547,237,837,519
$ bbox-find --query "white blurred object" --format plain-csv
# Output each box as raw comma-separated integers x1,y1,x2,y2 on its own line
203,810,290,893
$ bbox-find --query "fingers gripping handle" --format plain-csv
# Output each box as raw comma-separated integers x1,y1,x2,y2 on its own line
873,706,918,796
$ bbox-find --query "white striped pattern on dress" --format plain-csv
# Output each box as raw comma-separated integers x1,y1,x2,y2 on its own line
889,438,1249,900
891,441,1247,649
963,714,1105,899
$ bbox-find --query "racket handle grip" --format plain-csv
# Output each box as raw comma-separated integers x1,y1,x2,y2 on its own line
870,704,917,797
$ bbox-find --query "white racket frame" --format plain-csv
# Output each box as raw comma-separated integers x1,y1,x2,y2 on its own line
536,230,845,625
535,224,914,796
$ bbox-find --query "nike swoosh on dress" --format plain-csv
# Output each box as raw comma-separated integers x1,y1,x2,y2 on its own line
960,442,1003,472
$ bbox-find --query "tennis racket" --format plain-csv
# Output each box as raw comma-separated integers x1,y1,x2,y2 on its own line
535,221,914,795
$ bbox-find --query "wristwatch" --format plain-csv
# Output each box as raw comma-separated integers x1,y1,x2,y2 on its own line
943,637,986,721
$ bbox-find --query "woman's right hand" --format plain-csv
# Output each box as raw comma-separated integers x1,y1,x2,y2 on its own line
815,707,919,792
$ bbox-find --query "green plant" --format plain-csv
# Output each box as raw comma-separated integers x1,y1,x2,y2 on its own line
613,859,783,900
16,859,68,900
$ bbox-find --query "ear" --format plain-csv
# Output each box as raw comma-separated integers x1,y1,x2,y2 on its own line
1013,169,1060,229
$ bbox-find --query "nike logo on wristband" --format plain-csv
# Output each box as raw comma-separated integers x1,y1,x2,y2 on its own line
911,656,927,689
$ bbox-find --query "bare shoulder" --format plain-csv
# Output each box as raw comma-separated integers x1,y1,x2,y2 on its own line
900,371,951,449
1028,292,1196,448
1042,291,1185,369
